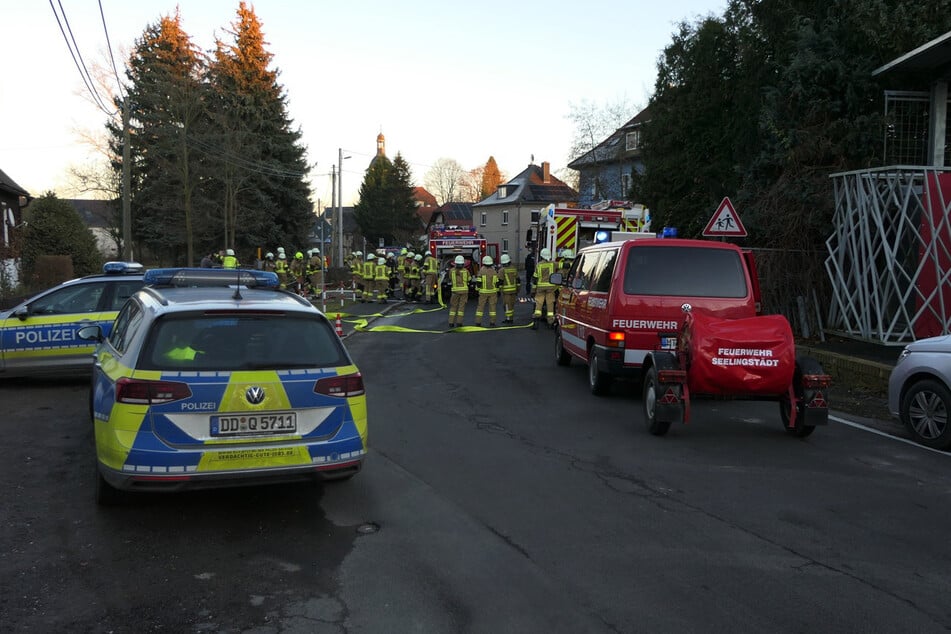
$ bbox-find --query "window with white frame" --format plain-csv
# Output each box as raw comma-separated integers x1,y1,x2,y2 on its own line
480,211,487,227
502,210,509,226
621,173,632,197
625,129,641,151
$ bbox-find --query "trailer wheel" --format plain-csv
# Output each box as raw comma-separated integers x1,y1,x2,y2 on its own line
779,357,821,438
643,366,671,436
588,346,612,396
554,326,571,366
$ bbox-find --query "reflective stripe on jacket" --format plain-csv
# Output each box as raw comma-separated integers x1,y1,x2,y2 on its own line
501,266,519,292
477,267,499,294
450,268,470,292
534,260,556,288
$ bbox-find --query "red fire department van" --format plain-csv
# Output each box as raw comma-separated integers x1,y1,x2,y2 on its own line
553,237,762,395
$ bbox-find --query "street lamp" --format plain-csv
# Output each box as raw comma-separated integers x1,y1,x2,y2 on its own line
337,149,351,267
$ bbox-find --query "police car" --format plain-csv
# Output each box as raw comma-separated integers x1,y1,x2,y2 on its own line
78,267,367,504
0,262,146,377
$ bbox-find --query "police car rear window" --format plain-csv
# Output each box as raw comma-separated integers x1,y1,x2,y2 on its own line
140,314,348,371
622,246,748,298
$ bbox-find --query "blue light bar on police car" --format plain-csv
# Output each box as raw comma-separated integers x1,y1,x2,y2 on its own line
144,268,280,288
103,261,145,274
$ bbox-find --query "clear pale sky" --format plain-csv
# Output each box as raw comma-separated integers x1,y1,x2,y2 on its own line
0,0,725,209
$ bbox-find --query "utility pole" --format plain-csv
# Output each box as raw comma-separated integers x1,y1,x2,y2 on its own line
331,165,337,266
337,148,344,269
121,98,132,261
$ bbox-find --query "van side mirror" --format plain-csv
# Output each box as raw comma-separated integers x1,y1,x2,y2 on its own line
550,272,563,285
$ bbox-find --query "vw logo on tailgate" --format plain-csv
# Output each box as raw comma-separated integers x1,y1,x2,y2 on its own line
245,386,266,405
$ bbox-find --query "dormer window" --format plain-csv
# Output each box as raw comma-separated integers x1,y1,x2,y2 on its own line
498,185,508,198
626,130,641,151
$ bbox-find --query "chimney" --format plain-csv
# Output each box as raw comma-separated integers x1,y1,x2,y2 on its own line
542,161,550,183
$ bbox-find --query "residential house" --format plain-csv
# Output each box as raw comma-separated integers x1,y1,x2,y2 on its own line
1,167,30,259
413,186,438,229
425,202,475,233
67,199,119,258
471,162,577,267
568,108,649,207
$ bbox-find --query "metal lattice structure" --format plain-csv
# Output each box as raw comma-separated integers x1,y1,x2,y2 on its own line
825,166,951,344
883,91,931,166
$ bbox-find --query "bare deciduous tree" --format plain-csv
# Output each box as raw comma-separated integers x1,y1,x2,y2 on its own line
423,157,466,206
565,97,636,163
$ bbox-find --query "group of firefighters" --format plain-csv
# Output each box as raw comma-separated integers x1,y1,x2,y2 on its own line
343,245,572,329
346,247,439,304
206,242,571,329
261,246,326,297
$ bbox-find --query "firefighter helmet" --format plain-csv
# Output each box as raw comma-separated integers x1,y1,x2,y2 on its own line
295,251,303,259
401,248,407,255
540,248,551,261
226,248,234,256
454,255,465,266
414,253,422,261
500,254,511,265
482,255,493,266
265,252,274,260
354,251,362,257
562,249,574,259
278,253,286,260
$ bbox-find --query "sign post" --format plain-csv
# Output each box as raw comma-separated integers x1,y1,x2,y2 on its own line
702,197,747,238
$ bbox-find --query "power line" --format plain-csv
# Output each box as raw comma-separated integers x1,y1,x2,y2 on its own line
185,136,311,179
98,0,125,99
48,0,116,116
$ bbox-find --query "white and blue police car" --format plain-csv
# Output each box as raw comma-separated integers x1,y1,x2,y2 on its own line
77,267,367,504
0,261,146,377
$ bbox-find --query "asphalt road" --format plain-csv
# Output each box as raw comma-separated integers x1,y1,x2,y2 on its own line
1,299,949,632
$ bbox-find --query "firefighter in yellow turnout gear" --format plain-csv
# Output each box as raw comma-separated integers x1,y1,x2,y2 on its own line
448,255,470,328
275,252,289,288
374,255,390,303
499,253,520,324
532,248,557,330
362,254,375,302
422,252,438,304
474,255,501,327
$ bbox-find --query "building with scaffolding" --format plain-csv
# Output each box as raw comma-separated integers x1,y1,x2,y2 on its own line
827,31,951,344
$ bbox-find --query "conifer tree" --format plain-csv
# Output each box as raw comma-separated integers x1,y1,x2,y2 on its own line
114,10,207,265
354,152,419,245
207,2,312,254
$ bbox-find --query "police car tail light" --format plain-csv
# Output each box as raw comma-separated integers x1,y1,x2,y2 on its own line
314,373,365,398
606,331,626,348
116,378,193,405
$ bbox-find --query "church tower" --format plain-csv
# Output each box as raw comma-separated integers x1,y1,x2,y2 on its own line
376,132,385,157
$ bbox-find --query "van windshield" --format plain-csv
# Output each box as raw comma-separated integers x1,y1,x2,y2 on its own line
622,246,748,298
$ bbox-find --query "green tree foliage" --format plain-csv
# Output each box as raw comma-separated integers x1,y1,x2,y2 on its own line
110,4,312,266
114,10,208,266
354,153,420,245
634,0,951,246
205,2,312,255
21,193,102,279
